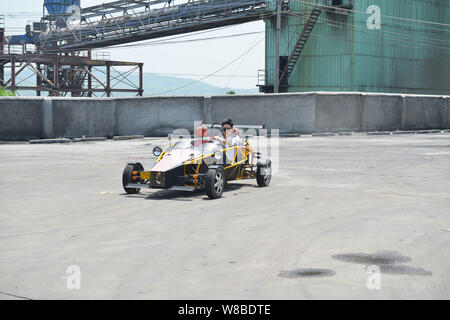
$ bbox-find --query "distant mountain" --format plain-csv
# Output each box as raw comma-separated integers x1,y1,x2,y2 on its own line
136,73,260,96
6,70,260,97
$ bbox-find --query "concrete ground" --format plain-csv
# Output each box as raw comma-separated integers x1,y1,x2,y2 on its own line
0,133,449,300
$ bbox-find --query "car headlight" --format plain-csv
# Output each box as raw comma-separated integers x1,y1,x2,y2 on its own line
155,172,163,185
150,172,165,186
214,151,223,161
153,146,162,157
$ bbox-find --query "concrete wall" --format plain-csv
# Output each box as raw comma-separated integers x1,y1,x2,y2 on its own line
442,97,450,128
363,94,403,131
1,92,449,140
0,97,43,140
316,94,363,132
52,98,116,138
115,96,204,136
210,94,316,133
402,96,446,130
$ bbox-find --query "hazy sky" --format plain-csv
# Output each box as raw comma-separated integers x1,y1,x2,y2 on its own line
2,0,265,89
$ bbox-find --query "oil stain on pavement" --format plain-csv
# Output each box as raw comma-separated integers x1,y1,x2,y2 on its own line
279,268,336,278
332,250,432,276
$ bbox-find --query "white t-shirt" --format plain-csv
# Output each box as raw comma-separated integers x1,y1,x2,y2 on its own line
223,133,243,147
219,133,243,163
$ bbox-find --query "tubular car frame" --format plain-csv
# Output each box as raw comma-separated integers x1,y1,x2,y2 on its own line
122,127,271,199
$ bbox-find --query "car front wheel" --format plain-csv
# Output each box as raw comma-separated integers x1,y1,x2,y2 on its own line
205,167,226,199
122,163,144,194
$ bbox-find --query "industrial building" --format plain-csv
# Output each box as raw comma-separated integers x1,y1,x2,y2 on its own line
261,0,450,94
1,0,449,96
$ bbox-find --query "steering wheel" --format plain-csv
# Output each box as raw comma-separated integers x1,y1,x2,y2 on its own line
209,122,222,141
206,122,222,143
210,121,221,130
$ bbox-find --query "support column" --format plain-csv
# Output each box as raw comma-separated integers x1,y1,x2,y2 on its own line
11,57,15,91
71,66,76,97
0,61,3,87
106,64,111,97
42,98,54,139
0,27,4,86
87,51,93,97
138,63,143,96
202,96,212,125
88,66,92,97
360,94,367,132
401,95,407,130
53,64,59,96
445,97,450,129
274,0,281,93
36,63,41,96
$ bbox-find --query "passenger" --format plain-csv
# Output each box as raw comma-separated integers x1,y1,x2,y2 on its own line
211,118,243,147
211,118,243,164
193,124,209,147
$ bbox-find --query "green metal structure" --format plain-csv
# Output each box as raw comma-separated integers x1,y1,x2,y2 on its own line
261,0,450,94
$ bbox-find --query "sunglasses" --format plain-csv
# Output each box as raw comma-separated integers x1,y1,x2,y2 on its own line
222,127,231,131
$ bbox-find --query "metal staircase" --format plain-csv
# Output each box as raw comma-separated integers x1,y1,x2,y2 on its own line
279,7,322,85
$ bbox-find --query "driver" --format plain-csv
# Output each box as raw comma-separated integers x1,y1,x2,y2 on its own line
211,118,243,147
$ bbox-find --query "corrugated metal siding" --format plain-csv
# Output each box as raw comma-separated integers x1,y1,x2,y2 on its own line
352,0,450,94
265,0,450,94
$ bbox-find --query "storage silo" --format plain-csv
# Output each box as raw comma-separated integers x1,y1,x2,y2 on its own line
44,0,81,16
261,0,450,94
43,0,81,29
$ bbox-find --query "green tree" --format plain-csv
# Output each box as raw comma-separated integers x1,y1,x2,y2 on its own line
0,87,15,96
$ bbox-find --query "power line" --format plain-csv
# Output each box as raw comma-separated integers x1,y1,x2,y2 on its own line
285,25,449,57
287,1,450,36
0,13,42,17
1,27,265,78
0,12,40,13
277,10,450,86
283,11,450,53
223,35,261,91
38,29,265,54
27,1,271,45
149,37,264,96
292,0,450,29
109,31,265,49
294,8,450,45
6,1,449,95
1,12,265,95
148,72,257,78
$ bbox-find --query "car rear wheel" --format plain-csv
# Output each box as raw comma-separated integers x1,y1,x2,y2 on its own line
122,163,144,194
205,167,226,199
256,160,271,187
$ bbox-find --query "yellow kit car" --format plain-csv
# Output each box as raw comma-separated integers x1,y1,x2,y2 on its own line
122,124,271,199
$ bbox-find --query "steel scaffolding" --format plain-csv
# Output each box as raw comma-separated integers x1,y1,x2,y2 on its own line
0,51,143,97
1,1,274,96
40,0,269,51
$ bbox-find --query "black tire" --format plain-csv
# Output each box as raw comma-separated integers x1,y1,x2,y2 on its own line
256,160,272,187
122,163,144,194
205,167,226,199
